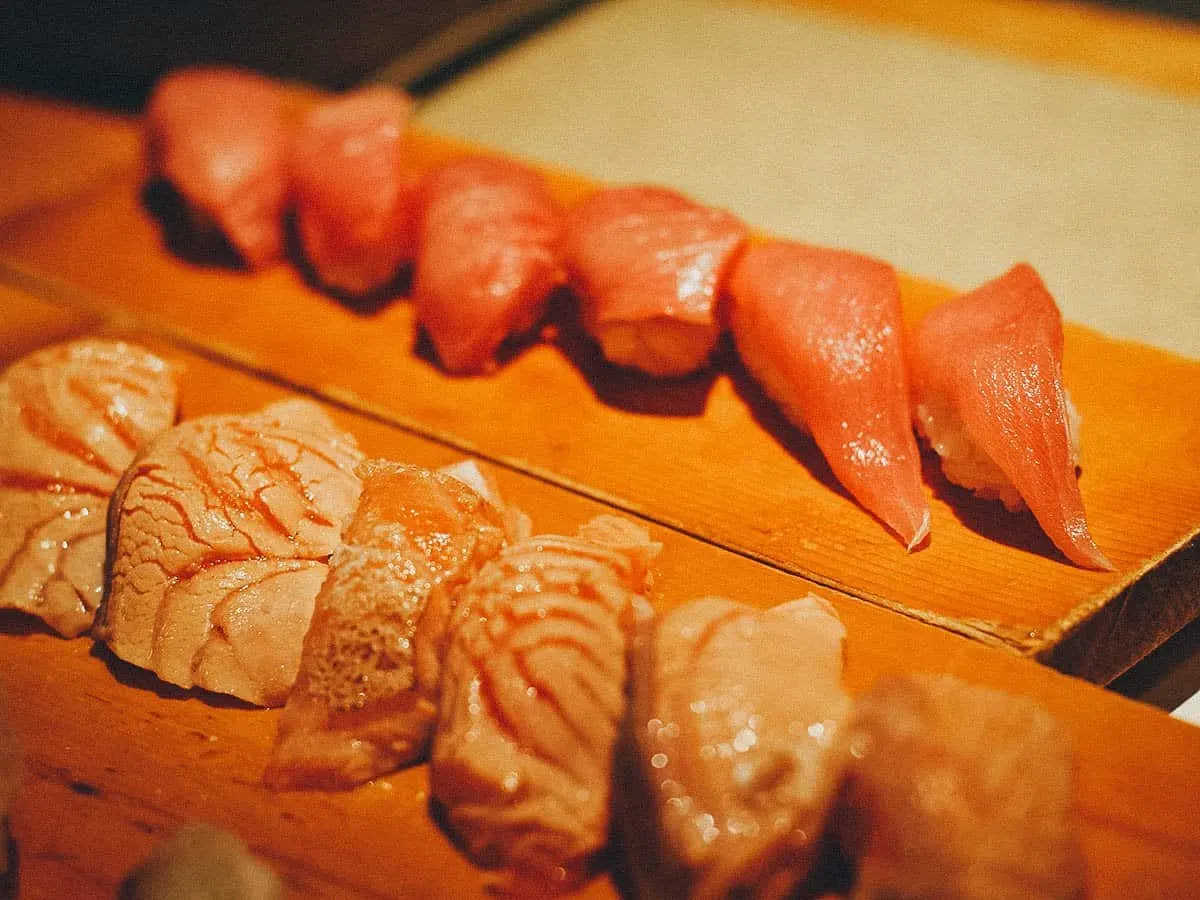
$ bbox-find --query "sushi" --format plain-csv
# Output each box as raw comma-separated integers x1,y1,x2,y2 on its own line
910,264,1110,569
144,67,291,269
95,399,363,706
430,516,659,892
0,340,178,636
413,156,566,375
564,186,748,377
622,595,851,900
291,85,418,296
729,241,930,549
264,459,523,791
119,824,282,900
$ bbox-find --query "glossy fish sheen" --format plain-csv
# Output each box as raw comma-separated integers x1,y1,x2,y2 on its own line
0,340,178,636
730,241,929,549
911,264,1109,569
96,399,362,706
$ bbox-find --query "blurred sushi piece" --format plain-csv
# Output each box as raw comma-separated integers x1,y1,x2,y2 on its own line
911,264,1110,569
565,186,747,377
144,67,291,268
292,85,419,297
413,156,566,374
119,824,282,900
729,241,930,550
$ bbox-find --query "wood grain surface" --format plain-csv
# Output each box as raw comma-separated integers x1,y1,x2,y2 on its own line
1,123,1197,682
3,286,1200,899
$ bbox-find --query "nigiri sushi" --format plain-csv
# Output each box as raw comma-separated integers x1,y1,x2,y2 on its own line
264,459,524,791
431,516,660,892
0,340,178,636
95,399,363,706
292,85,418,296
729,241,930,549
564,186,748,377
144,67,291,268
622,595,851,900
835,674,1086,900
413,156,566,374
120,824,283,900
910,264,1109,569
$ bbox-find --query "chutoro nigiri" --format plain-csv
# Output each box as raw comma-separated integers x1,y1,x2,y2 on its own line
911,264,1109,569
144,67,291,268
622,595,851,900
95,399,362,706
730,241,930,549
292,85,418,296
565,186,748,377
0,340,178,636
265,459,525,790
413,156,566,374
431,516,660,892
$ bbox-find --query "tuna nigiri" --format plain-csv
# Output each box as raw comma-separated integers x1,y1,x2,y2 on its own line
292,85,418,296
413,156,566,374
911,264,1109,569
623,595,851,900
264,459,523,791
565,186,748,377
0,340,178,636
95,399,363,706
144,67,291,268
729,241,929,549
431,516,659,892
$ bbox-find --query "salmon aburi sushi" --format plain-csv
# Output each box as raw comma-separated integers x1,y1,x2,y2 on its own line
265,459,526,791
292,85,418,297
623,595,851,900
431,516,660,893
729,242,930,550
144,67,291,268
835,674,1086,900
95,399,363,706
911,264,1110,569
412,156,566,375
0,340,178,636
565,186,748,377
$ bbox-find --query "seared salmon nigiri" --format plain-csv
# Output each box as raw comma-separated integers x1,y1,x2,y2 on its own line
95,399,363,706
565,186,748,377
144,67,291,268
729,241,929,550
265,459,526,790
911,264,1110,569
0,340,178,636
623,595,851,900
431,516,660,893
835,674,1086,900
413,156,566,375
292,84,418,297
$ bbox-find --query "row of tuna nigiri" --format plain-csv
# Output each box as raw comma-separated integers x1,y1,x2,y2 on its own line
0,338,1083,898
144,66,1108,569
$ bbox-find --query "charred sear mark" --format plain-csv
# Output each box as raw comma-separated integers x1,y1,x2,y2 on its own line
68,780,101,797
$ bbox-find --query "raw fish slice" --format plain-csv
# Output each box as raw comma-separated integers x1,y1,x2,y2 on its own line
144,67,290,268
413,157,566,374
292,85,418,296
120,824,282,900
623,595,851,900
265,459,522,790
431,516,660,892
95,399,362,706
729,242,929,549
911,264,1109,569
565,186,748,377
0,340,178,636
836,674,1085,900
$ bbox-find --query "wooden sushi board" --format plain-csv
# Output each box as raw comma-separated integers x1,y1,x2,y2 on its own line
1,118,1198,684
3,282,1200,898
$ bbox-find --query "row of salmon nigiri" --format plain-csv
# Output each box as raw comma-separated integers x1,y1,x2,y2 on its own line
145,66,1107,569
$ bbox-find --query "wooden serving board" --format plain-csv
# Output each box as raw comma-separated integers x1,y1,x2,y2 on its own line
3,284,1200,898
1,121,1197,682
